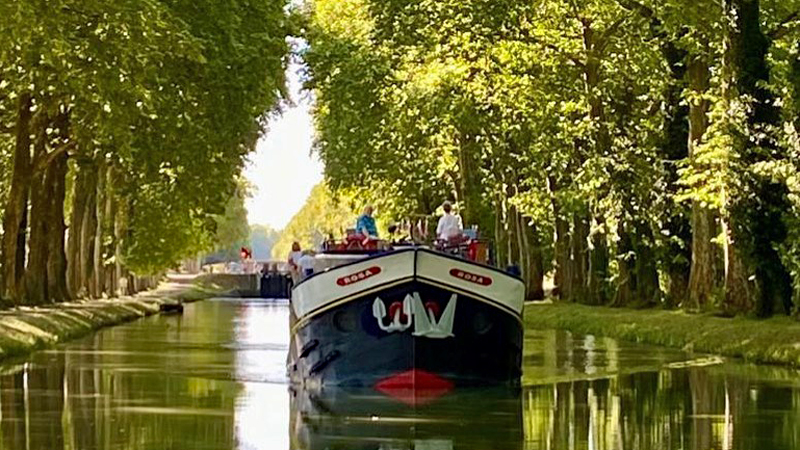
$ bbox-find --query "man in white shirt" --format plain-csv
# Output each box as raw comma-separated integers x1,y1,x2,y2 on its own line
436,201,463,241
298,250,316,279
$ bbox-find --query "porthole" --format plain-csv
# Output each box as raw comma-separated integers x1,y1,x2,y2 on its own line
333,309,357,333
473,311,493,335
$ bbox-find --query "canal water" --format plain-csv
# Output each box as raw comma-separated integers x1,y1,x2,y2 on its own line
0,299,797,450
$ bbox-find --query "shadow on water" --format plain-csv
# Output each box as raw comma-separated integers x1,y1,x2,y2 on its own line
0,299,797,449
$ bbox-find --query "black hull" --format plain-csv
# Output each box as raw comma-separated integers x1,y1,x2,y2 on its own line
289,279,523,389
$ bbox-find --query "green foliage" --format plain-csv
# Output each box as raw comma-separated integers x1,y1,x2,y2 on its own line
304,0,800,312
272,183,357,258
210,180,252,260
117,0,289,273
0,0,290,279
249,225,281,260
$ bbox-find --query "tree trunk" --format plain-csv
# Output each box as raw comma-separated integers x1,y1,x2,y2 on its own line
614,221,635,307
724,0,793,316
689,205,718,310
67,159,89,297
93,159,108,297
587,214,609,305
660,38,692,309
614,218,660,307
46,151,70,303
793,41,800,132
455,138,473,226
506,201,520,270
569,212,590,302
455,133,490,232
633,219,660,305
1,94,33,303
724,222,753,313
549,176,570,299
79,161,98,297
789,42,800,314
513,205,526,277
582,22,612,307
114,201,126,297
553,215,570,299
493,193,506,268
24,125,50,305
521,217,545,300
686,57,716,310
105,172,118,297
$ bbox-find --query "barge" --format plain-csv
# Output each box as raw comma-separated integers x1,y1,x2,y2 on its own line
288,242,525,391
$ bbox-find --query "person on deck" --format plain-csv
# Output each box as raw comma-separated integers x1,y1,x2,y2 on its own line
298,250,316,279
436,201,464,242
356,205,379,239
287,242,303,283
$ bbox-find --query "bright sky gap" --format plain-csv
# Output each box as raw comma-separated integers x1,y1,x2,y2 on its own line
244,41,322,230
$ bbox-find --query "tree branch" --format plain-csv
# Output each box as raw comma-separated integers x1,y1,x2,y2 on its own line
566,0,582,21
537,39,587,68
33,141,76,172
596,16,631,54
614,0,655,20
513,27,585,68
769,11,800,40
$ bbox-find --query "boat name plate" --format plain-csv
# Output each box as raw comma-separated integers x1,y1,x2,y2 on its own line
336,266,382,286
449,268,492,286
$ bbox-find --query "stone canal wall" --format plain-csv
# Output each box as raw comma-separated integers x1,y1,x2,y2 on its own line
0,299,162,361
193,273,261,297
525,303,800,368
193,273,291,298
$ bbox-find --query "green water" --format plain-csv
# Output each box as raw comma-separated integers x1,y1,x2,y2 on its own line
0,299,797,449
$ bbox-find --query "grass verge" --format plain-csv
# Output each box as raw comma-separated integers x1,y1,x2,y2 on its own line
524,302,800,367
0,300,160,361
0,274,230,363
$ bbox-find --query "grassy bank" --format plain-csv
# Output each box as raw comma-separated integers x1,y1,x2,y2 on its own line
524,303,800,367
0,299,161,361
0,274,227,363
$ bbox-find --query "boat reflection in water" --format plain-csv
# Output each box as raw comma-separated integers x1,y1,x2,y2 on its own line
289,387,523,450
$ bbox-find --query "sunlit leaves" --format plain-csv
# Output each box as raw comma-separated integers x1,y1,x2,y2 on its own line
305,0,800,308
0,0,289,275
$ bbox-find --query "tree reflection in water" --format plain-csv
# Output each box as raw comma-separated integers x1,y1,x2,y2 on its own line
0,302,796,450
521,332,800,450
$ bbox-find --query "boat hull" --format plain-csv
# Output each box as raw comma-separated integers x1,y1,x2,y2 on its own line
288,249,524,389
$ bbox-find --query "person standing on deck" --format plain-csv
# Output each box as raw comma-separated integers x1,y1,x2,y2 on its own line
436,201,463,241
287,242,303,283
356,205,379,239
298,250,316,279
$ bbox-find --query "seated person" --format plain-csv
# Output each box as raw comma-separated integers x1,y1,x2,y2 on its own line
436,201,464,242
356,205,379,239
